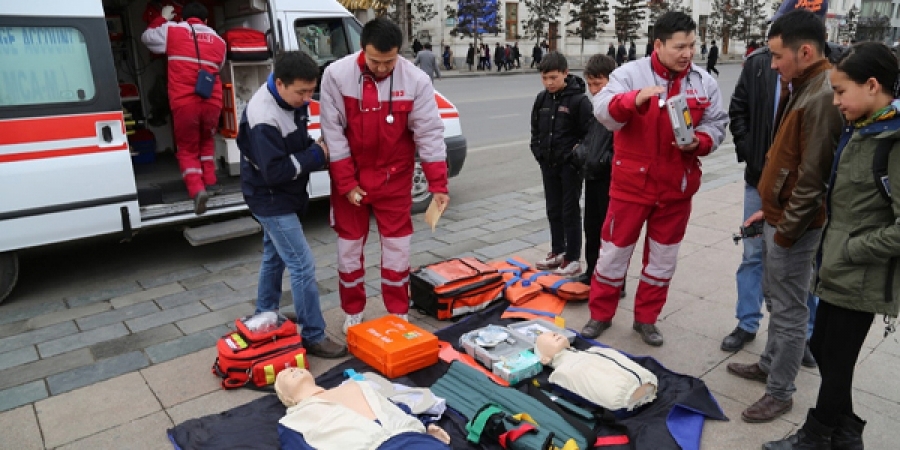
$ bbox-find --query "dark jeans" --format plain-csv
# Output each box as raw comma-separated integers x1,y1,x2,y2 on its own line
809,300,874,427
583,176,611,275
706,62,719,76
541,162,583,261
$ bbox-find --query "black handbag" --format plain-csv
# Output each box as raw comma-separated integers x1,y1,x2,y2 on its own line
573,119,613,175
189,24,216,99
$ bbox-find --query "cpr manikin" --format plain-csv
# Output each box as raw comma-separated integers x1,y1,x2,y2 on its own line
274,367,451,449
534,332,658,411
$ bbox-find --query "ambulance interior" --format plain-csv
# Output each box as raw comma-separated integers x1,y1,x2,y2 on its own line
101,0,360,218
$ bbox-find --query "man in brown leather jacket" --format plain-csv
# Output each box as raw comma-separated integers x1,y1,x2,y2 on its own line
725,9,843,426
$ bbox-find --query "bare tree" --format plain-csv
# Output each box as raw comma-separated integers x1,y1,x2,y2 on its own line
567,0,611,55
613,0,647,42
521,0,565,45
708,0,741,54
736,0,769,44
377,0,439,48
647,0,693,26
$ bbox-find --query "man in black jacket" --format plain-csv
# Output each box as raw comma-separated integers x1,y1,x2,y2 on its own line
616,41,627,65
530,52,593,277
706,41,719,75
724,40,844,363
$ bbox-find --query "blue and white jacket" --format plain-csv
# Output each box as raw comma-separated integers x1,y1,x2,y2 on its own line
237,75,327,217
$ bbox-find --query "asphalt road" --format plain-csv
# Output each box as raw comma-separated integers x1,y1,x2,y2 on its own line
6,63,742,309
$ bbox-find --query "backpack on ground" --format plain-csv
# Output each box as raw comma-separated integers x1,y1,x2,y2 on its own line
411,257,504,320
212,313,308,389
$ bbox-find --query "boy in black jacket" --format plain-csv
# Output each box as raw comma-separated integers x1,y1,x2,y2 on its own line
530,52,593,276
574,54,622,299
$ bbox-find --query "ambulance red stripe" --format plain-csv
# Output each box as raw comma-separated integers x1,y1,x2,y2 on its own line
0,143,129,163
0,112,125,146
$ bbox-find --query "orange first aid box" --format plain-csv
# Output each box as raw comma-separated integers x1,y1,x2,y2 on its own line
347,315,439,378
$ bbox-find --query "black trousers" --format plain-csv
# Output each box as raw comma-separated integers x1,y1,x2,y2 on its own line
706,62,719,76
583,176,611,275
809,300,874,427
540,162,583,262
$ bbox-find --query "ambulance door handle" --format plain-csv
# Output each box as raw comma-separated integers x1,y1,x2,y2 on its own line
101,125,113,143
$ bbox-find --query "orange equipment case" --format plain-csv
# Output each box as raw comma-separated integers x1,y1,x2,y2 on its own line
347,315,439,378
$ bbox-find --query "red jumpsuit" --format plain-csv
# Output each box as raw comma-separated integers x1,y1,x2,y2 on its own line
320,52,448,314
142,16,226,198
590,53,729,324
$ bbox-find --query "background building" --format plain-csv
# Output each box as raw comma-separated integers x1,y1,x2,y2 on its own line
339,1,862,67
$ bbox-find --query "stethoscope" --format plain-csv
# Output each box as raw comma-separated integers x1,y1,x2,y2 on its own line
358,71,395,124
652,68,711,108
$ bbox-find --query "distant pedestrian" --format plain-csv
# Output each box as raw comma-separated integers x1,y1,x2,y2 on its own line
442,45,453,70
645,41,653,57
414,43,441,81
495,42,504,71
531,42,542,67
628,41,637,60
706,40,719,76
466,43,475,71
411,38,422,55
512,42,521,68
701,41,707,60
616,41,627,65
607,42,616,59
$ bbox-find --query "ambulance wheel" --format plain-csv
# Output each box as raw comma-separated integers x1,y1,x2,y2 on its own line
411,162,433,214
0,251,18,305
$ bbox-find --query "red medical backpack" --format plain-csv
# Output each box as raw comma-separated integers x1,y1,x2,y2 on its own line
212,315,308,389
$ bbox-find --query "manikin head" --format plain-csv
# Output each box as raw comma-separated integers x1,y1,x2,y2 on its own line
274,367,324,407
534,332,571,365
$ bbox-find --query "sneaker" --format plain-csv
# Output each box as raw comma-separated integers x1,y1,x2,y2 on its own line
303,336,348,359
342,312,364,334
633,321,664,346
554,259,581,277
536,252,564,270
193,189,209,215
393,313,409,322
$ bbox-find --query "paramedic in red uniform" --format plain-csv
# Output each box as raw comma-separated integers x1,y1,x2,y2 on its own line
142,2,226,215
319,18,449,333
581,12,728,346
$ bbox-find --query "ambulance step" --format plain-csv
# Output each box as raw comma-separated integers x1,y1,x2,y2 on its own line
183,217,261,246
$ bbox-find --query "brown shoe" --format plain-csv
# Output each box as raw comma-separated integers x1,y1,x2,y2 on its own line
741,394,793,423
304,336,348,359
727,362,768,383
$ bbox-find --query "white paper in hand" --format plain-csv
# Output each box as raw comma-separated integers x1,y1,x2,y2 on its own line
424,197,444,232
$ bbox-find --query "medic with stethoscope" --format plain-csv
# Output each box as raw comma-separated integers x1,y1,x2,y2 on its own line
581,11,729,347
319,18,449,333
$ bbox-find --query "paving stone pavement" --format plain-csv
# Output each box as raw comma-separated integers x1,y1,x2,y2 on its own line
0,147,898,449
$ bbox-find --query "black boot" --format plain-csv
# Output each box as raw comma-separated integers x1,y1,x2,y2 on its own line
762,409,832,450
832,413,865,450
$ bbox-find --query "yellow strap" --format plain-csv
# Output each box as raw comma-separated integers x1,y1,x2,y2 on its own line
554,316,566,328
231,333,248,349
511,413,537,426
264,365,275,384
295,353,306,368
550,439,580,450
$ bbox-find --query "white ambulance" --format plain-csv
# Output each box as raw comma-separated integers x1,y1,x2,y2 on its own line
0,0,467,303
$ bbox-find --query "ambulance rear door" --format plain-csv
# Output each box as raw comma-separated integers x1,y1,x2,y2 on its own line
0,2,139,254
